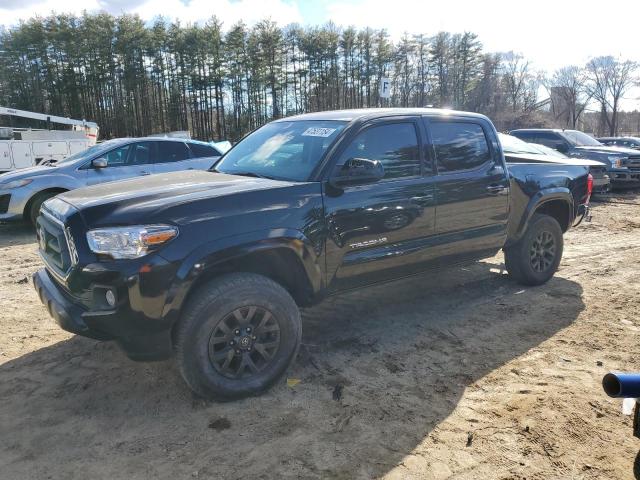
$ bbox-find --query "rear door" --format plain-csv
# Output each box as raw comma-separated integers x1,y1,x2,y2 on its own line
427,117,509,260
85,142,154,185
323,117,437,290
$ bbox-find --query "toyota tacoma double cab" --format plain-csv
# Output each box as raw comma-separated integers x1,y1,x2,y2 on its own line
32,109,593,400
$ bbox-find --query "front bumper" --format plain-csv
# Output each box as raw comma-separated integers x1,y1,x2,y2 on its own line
609,169,640,186
33,268,113,340
33,268,174,360
0,187,31,221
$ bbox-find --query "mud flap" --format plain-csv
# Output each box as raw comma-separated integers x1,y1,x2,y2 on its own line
634,402,640,440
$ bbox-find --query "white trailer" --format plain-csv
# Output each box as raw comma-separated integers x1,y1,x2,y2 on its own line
0,138,93,172
0,106,99,172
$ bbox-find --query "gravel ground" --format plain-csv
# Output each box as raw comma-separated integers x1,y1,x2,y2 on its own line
1,192,639,479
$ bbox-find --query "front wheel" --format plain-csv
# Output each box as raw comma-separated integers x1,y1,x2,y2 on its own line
504,213,563,286
28,191,58,225
175,273,301,400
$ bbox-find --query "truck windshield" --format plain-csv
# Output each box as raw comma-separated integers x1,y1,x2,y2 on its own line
214,120,347,181
562,131,603,147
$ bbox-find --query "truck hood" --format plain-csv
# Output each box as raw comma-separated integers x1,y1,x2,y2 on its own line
574,145,640,157
58,170,299,223
505,152,605,167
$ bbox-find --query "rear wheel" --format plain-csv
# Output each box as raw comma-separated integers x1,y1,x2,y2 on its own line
175,273,301,400
504,213,563,286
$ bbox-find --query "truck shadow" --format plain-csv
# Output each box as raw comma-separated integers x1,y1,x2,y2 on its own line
0,260,584,479
0,222,35,247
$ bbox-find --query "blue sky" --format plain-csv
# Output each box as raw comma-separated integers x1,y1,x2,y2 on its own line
1,0,639,108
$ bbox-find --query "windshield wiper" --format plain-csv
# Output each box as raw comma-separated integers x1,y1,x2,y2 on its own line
228,171,274,180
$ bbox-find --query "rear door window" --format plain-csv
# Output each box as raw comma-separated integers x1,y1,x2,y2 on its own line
430,122,491,173
511,131,537,142
155,141,190,163
189,143,220,158
536,132,567,149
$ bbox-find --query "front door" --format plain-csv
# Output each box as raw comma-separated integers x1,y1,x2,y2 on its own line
86,142,155,185
426,118,510,261
323,117,437,291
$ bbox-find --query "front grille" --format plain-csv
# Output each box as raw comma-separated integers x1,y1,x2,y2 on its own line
0,194,10,214
626,155,640,171
36,212,73,279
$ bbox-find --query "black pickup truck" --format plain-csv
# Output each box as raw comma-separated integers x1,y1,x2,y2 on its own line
32,109,592,399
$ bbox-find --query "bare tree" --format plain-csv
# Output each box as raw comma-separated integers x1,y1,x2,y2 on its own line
585,56,638,135
546,66,591,128
501,52,532,112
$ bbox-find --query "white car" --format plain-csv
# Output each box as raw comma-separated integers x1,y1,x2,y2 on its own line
0,137,223,224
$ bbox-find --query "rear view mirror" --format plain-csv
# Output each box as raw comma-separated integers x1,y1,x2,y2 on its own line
92,158,107,169
330,158,384,188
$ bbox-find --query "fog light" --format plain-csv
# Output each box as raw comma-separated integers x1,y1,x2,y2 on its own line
105,289,116,307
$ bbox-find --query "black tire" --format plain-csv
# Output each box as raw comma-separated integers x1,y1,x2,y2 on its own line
28,191,57,225
175,273,301,400
504,213,563,286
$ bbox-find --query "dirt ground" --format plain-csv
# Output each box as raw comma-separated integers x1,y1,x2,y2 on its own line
1,193,639,480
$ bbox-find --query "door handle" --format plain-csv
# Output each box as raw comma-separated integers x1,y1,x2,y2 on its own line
486,184,507,194
140,171,151,176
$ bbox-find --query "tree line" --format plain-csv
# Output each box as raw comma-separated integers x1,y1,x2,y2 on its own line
0,13,637,141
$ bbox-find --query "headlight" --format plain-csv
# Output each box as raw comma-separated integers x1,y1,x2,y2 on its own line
86,225,178,259
608,156,626,168
0,178,33,189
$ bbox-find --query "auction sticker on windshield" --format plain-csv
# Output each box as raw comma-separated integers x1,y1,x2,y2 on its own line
302,127,337,137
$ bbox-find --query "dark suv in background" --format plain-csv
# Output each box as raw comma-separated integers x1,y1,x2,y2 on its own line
597,137,640,151
510,129,640,188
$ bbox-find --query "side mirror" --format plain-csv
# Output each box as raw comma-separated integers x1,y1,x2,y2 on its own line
91,157,107,169
329,158,384,188
556,144,569,154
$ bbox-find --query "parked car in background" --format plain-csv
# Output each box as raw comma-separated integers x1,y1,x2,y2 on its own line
510,129,640,189
498,133,610,193
597,137,640,150
0,137,222,224
529,142,610,193
31,108,593,399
